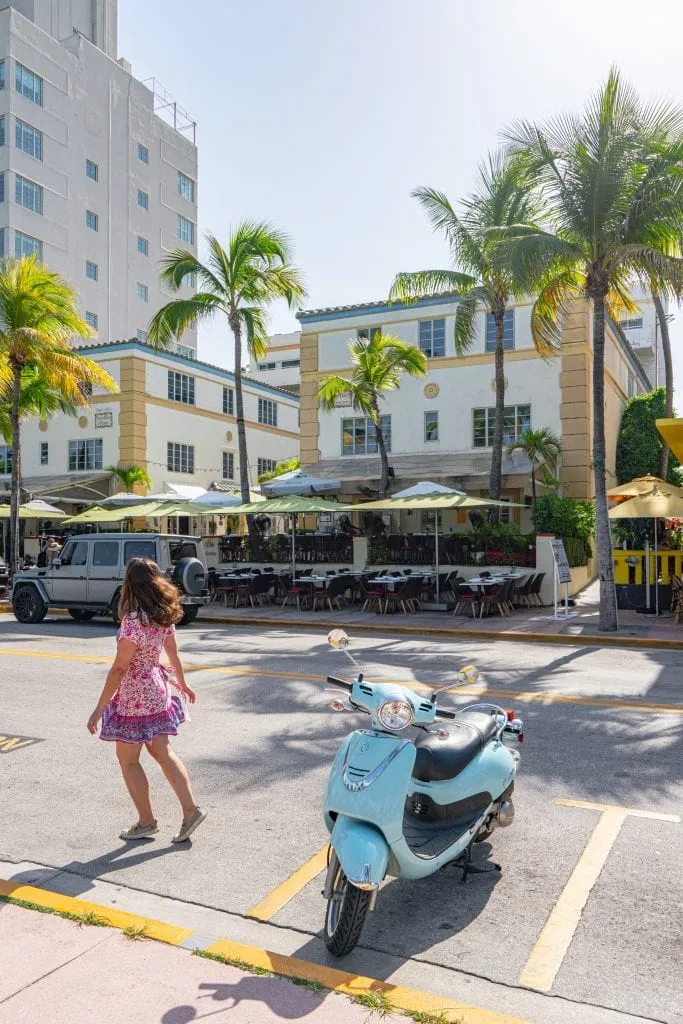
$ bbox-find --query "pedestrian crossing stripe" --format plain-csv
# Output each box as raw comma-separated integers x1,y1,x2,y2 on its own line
0,734,43,753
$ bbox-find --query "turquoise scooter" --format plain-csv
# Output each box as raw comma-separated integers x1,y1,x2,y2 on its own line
322,630,524,956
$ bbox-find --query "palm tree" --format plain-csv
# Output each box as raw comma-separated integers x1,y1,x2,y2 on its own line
0,365,81,441
148,225,305,511
317,332,427,495
653,293,675,479
507,426,561,509
0,256,118,572
106,464,153,494
502,68,683,630
389,150,540,500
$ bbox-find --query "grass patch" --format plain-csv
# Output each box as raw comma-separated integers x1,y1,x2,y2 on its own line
403,1011,461,1024
192,947,272,976
0,894,109,928
352,989,394,1017
122,922,149,940
290,976,326,993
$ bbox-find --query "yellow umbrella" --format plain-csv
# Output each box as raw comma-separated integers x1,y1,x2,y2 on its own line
609,486,683,615
608,475,683,502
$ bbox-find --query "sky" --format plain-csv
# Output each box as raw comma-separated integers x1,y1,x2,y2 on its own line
119,0,683,392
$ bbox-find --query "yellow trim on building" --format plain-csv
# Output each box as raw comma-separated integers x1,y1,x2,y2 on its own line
118,356,148,493
144,394,299,440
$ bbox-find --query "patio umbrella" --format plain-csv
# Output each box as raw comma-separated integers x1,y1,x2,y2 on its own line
191,489,265,507
217,495,350,579
262,470,341,497
609,485,683,615
0,501,68,519
387,483,465,601
62,501,191,524
357,491,522,603
607,475,683,501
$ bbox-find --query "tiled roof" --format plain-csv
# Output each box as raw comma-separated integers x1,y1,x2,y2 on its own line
297,292,460,320
77,338,299,401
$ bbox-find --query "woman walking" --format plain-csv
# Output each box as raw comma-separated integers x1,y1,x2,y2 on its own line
88,558,206,843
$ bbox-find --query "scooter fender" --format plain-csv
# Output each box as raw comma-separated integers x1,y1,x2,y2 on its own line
330,815,390,889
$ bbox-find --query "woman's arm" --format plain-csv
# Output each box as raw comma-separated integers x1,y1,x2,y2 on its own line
164,630,196,703
87,639,136,734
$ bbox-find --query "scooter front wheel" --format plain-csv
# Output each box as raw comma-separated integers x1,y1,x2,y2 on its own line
324,863,371,956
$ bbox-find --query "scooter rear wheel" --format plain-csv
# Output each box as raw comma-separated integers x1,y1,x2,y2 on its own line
324,864,371,957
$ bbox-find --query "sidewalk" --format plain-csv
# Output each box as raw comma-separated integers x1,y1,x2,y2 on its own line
0,903,387,1024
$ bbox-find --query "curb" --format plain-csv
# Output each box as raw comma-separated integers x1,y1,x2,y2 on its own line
2,603,681,650
0,878,527,1024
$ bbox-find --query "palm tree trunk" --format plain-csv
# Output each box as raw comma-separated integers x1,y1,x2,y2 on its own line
530,463,537,509
654,294,673,480
373,403,390,497
9,360,22,575
591,292,618,631
230,314,258,553
488,309,506,503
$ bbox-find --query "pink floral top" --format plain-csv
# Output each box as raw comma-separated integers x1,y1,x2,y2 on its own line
113,612,175,718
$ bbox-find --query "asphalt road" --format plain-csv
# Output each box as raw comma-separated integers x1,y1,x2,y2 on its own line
0,613,681,1024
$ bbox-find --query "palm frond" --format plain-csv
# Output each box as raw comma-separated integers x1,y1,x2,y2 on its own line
529,270,584,357
148,293,224,349
412,187,487,277
388,270,476,305
453,287,488,355
240,305,270,360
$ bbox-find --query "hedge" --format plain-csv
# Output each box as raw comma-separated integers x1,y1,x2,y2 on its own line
616,387,680,484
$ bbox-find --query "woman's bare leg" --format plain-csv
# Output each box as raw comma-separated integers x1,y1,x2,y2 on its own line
146,735,197,818
116,742,155,825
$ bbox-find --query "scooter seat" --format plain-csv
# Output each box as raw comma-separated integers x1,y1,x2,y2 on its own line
413,712,500,783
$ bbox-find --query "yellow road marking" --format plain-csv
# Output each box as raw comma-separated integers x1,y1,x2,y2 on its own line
0,879,192,946
554,797,681,823
246,845,329,921
0,877,528,1023
2,648,682,714
206,937,528,1024
520,798,680,992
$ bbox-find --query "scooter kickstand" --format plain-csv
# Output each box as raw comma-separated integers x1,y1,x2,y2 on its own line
454,842,501,884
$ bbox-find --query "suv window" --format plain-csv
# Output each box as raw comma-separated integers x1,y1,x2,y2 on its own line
60,541,88,567
124,540,157,564
169,540,197,563
92,541,119,567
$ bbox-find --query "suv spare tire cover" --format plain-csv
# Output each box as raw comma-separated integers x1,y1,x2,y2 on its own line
174,557,206,596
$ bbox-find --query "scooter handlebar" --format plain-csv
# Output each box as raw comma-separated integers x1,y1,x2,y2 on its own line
326,675,353,692
435,708,457,719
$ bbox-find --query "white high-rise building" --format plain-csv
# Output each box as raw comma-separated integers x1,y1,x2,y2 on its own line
0,0,198,352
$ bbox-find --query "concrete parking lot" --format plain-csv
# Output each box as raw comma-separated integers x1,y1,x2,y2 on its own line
1,612,681,1024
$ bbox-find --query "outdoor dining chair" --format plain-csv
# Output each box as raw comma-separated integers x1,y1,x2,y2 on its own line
528,572,545,606
513,574,535,607
281,574,307,611
359,577,386,613
479,578,513,618
384,576,423,614
454,580,480,617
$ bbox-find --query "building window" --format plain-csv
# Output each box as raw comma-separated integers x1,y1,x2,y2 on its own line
177,214,195,244
136,282,148,302
85,311,98,330
167,442,194,474
85,260,98,281
341,415,392,455
257,362,276,371
86,209,98,231
86,159,98,181
357,326,381,341
137,235,149,256
620,317,644,330
137,329,148,342
177,171,195,202
68,438,103,471
40,441,48,466
424,410,439,442
16,118,42,160
137,189,149,210
15,230,42,260
175,343,194,358
222,451,234,479
281,358,300,369
0,172,4,203
472,404,531,448
485,310,515,352
0,116,5,147
222,386,234,416
0,444,12,474
258,398,278,426
137,143,149,164
419,319,445,358
168,370,195,405
258,458,277,476
16,63,42,105
0,61,4,90
15,174,42,214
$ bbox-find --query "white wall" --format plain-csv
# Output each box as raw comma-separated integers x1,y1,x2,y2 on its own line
12,401,120,478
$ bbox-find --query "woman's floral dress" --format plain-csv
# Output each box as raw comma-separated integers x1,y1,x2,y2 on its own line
100,612,187,744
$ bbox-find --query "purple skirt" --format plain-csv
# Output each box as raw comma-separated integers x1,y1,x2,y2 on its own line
100,693,187,744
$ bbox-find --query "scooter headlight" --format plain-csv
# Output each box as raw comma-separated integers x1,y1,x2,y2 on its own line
377,698,414,731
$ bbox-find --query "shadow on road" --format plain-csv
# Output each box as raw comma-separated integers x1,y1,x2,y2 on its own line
161,978,332,1023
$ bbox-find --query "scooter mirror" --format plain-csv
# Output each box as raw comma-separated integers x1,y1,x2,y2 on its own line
328,628,350,650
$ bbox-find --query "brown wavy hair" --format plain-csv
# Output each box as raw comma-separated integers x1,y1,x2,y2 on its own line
118,557,182,627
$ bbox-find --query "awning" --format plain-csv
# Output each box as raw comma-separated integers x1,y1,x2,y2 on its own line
263,470,341,497
657,418,683,463
0,473,112,503
212,496,349,515
301,452,531,490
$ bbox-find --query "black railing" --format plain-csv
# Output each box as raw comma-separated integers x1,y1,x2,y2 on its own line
218,533,353,565
368,533,536,568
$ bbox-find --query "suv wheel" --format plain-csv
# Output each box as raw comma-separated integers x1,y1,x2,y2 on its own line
178,605,199,627
68,609,97,621
110,589,122,627
13,585,48,624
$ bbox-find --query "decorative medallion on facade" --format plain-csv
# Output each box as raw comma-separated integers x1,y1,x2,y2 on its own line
424,382,440,399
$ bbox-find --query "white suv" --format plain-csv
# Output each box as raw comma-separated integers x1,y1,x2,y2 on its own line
11,533,209,627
